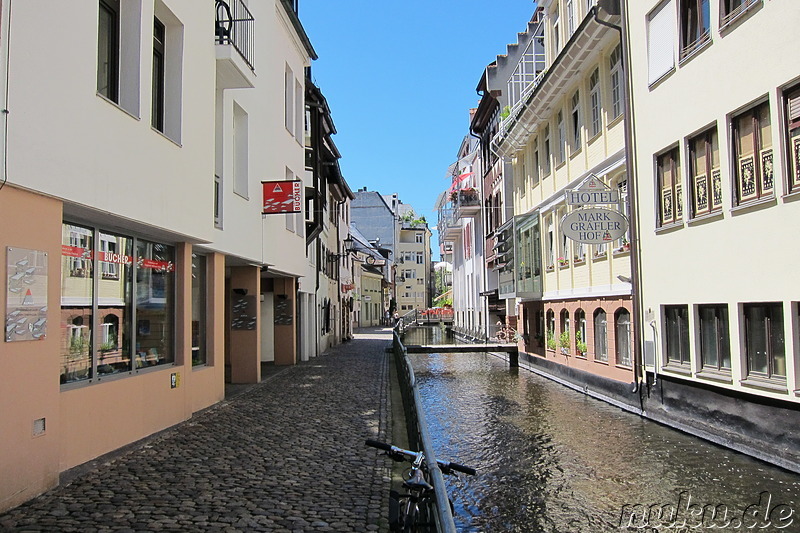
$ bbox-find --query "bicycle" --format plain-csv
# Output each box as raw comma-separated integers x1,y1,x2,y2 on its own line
366,439,476,532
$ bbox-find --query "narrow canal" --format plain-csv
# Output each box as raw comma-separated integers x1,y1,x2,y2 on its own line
402,327,800,532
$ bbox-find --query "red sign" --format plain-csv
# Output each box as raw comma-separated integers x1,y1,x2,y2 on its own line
61,245,92,259
262,180,303,214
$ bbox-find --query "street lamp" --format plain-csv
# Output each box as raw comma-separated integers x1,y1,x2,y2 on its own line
328,236,354,261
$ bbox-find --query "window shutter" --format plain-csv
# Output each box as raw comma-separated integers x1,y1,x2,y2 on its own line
788,93,800,123
647,0,676,85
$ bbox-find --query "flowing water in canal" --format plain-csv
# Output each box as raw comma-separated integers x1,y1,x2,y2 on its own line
401,327,800,532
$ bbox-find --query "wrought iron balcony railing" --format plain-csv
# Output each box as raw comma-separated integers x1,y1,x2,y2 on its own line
215,0,255,71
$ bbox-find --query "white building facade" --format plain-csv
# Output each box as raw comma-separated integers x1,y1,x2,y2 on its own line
626,0,800,470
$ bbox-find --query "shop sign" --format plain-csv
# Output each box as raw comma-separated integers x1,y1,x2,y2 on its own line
262,180,303,214
560,208,629,244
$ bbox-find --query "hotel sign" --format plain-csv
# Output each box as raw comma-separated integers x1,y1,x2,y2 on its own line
565,175,619,205
262,180,303,214
560,208,629,245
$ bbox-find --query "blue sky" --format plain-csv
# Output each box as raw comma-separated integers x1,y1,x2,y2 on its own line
300,1,538,254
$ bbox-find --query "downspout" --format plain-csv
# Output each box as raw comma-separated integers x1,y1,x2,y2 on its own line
593,3,644,400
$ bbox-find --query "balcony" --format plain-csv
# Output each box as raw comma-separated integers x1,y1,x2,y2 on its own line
438,207,460,241
215,0,256,89
452,188,481,218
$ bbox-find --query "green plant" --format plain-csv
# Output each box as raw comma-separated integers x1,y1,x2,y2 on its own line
500,105,511,120
559,330,570,350
575,331,587,355
69,336,89,356
99,341,116,352
546,328,556,350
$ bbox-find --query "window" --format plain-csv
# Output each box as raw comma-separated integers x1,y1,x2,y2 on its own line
665,305,690,365
567,0,576,37
97,0,120,102
295,78,303,142
615,309,632,366
151,17,165,131
679,0,711,60
656,147,683,226
151,3,182,141
594,309,608,362
552,5,560,54
532,138,541,186
543,125,551,175
557,111,566,164
609,44,623,120
698,304,730,372
784,85,800,193
415,233,423,244
647,1,676,85
546,309,556,350
589,69,601,138
416,252,424,264
615,177,631,250
688,127,721,216
284,65,294,133
191,253,207,367
571,91,581,150
575,309,587,356
744,303,785,380
61,224,95,384
233,102,248,199
732,101,773,204
721,0,761,28
560,309,570,352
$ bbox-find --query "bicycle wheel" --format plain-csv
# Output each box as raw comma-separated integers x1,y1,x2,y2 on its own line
401,497,417,533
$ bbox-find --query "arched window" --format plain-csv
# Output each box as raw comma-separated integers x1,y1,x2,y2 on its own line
546,309,556,350
594,309,608,362
560,308,570,353
575,309,586,356
615,309,631,367
101,314,119,350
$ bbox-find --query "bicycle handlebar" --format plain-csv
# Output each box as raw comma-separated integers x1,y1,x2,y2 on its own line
365,439,392,452
440,461,477,476
365,439,476,476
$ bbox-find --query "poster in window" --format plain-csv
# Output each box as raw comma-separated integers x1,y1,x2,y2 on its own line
793,137,800,187
675,182,683,219
761,148,774,192
711,168,722,209
738,155,756,201
693,174,708,214
661,188,673,223
5,247,48,342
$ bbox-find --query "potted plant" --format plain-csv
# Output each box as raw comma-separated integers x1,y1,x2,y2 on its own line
546,328,556,351
559,330,570,354
558,256,569,268
575,331,588,357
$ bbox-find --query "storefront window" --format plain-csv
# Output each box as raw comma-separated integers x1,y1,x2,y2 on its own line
191,252,207,366
60,222,175,386
60,224,94,384
97,231,133,376
135,240,175,368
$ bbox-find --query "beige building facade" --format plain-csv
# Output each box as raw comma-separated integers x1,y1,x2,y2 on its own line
493,1,634,393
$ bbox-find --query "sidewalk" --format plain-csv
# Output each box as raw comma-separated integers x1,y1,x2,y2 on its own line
0,328,394,533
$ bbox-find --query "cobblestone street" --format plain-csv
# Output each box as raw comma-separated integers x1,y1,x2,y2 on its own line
0,328,394,533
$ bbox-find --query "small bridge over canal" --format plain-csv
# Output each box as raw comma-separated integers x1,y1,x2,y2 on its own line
403,342,520,366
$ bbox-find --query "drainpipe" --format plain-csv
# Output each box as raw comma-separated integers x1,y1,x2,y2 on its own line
593,3,644,400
